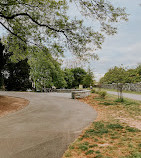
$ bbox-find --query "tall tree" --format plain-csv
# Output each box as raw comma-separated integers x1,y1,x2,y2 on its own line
83,68,94,88
29,47,66,90
4,58,32,91
0,0,128,60
63,68,75,89
100,66,126,100
71,67,87,88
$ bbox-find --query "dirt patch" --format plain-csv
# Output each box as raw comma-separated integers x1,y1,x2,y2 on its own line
0,95,29,117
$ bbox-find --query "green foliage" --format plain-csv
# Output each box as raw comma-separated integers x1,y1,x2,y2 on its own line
29,47,66,90
0,41,31,91
71,67,87,88
0,0,128,60
98,91,107,99
63,67,95,88
100,66,127,84
126,65,141,83
4,58,32,91
100,65,141,84
83,68,94,88
63,68,74,89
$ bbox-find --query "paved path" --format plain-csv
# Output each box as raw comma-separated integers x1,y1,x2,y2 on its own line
107,91,141,101
0,92,97,158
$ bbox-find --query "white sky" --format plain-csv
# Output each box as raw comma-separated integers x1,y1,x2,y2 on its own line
0,0,141,82
90,0,141,81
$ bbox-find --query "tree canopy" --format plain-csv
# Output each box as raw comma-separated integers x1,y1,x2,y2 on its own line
29,47,66,90
100,66,126,84
100,65,141,84
0,0,128,60
4,58,31,91
83,68,94,87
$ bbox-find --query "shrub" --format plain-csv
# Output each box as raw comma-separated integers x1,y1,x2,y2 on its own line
99,91,107,99
91,89,96,93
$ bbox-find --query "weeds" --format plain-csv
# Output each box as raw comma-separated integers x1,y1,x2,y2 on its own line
99,91,107,99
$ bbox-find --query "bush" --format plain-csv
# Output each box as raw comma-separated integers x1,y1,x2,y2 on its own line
91,89,96,93
99,91,107,99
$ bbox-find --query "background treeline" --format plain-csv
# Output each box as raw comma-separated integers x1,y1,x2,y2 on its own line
100,66,141,84
0,41,94,91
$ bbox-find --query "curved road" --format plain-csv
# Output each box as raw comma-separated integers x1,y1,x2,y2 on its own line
0,92,97,158
107,91,141,101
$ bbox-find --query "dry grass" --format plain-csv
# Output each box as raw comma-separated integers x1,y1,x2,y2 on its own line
0,95,29,117
63,94,141,158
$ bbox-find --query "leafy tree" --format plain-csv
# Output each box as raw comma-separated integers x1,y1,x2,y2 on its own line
126,64,141,83
71,67,87,88
4,58,32,91
83,68,94,88
100,66,126,100
0,0,128,60
63,68,75,89
0,41,31,91
29,47,66,90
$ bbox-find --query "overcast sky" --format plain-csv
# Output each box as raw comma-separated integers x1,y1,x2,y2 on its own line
64,0,141,81
89,0,141,81
0,0,141,82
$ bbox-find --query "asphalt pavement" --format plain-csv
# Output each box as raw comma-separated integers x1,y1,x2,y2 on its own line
107,91,141,101
0,91,97,158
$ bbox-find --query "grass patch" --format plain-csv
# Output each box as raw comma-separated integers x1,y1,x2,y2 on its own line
126,126,140,132
63,93,141,158
123,152,141,158
114,98,140,106
78,141,89,151
99,101,117,106
85,150,94,155
106,123,123,129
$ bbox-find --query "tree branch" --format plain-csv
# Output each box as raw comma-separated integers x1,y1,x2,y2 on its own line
0,12,67,34
0,21,26,42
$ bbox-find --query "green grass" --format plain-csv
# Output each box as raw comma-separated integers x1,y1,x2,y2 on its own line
85,150,94,155
93,94,141,119
64,121,141,157
63,93,141,158
78,142,89,151
106,123,123,129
